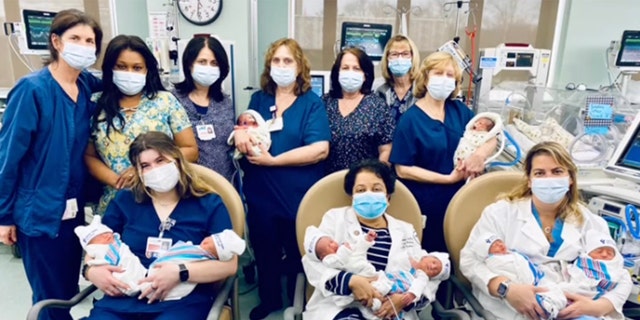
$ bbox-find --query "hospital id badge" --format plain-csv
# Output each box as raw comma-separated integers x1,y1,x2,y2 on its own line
266,117,283,132
196,124,216,140
146,237,172,258
62,198,78,221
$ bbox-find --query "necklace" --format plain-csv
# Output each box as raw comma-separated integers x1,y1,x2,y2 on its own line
543,226,552,234
153,199,178,207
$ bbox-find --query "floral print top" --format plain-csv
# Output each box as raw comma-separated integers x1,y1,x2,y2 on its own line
322,93,395,173
91,91,191,213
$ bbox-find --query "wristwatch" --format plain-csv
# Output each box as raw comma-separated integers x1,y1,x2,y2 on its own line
178,263,189,282
81,264,92,280
497,280,511,298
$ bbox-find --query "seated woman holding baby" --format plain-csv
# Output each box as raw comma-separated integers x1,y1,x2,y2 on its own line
82,131,237,320
302,159,450,320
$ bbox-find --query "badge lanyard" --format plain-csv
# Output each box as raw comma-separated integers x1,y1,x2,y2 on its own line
270,105,277,120
158,218,176,239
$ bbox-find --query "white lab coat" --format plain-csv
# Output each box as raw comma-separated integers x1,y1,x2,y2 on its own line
302,207,426,320
459,198,632,320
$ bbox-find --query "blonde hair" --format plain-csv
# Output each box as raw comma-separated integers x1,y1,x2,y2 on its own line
501,141,584,225
413,51,462,99
260,38,311,96
128,132,215,203
380,35,421,84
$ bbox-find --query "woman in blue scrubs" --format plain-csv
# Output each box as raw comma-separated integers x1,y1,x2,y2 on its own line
389,52,495,253
84,131,237,319
234,38,331,319
0,9,102,320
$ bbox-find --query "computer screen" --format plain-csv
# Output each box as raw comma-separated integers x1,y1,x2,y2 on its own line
21,9,56,54
340,22,392,61
615,30,640,69
310,70,330,98
605,111,640,183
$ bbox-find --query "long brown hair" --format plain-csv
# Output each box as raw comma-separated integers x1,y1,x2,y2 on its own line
128,132,214,203
260,38,311,95
501,141,584,225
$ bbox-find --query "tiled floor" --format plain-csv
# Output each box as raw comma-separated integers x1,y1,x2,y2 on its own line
0,244,284,320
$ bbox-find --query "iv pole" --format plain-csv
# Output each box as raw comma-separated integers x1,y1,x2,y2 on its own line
383,5,422,36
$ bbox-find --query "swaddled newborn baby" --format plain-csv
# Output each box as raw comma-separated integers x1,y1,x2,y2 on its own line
75,216,246,299
227,110,271,160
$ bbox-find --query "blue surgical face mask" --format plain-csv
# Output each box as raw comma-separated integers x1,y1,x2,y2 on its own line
339,70,364,93
60,42,96,70
270,66,297,87
352,191,388,220
113,71,146,96
388,58,412,77
531,177,570,204
192,65,220,87
427,76,456,101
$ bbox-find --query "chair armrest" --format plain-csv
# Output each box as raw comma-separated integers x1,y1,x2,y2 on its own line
207,276,235,320
26,285,98,320
449,276,497,320
292,272,306,320
431,300,471,320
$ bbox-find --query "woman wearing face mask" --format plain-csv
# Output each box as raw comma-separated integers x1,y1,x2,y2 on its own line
322,47,395,173
85,35,198,214
233,38,330,319
460,142,632,320
172,36,234,181
376,35,421,122
302,159,431,320
390,52,496,253
0,9,103,320
83,131,237,319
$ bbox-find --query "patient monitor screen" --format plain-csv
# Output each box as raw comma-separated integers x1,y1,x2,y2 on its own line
341,22,392,61
22,9,56,50
618,127,640,170
310,75,325,98
616,30,640,67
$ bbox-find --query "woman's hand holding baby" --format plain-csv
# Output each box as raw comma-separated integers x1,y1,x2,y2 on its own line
504,283,548,320
247,144,277,166
349,275,383,308
87,265,128,297
138,263,181,303
375,293,405,319
233,128,256,155
557,292,611,319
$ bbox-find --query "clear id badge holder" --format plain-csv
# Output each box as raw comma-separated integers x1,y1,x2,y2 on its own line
146,218,175,258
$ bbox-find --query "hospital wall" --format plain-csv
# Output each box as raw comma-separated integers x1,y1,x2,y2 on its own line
4,0,640,106
553,0,640,89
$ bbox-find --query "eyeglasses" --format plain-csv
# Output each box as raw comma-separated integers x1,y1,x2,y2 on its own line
388,51,412,59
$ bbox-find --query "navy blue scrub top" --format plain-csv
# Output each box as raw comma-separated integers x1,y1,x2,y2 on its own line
241,90,330,219
97,191,232,313
390,99,474,217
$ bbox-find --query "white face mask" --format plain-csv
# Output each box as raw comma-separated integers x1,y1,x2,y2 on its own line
142,162,180,193
113,71,146,96
427,76,456,101
192,65,220,87
338,71,364,93
270,66,297,87
531,176,570,204
60,42,96,70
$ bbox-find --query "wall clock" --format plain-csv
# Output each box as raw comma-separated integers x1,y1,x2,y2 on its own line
177,0,223,26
